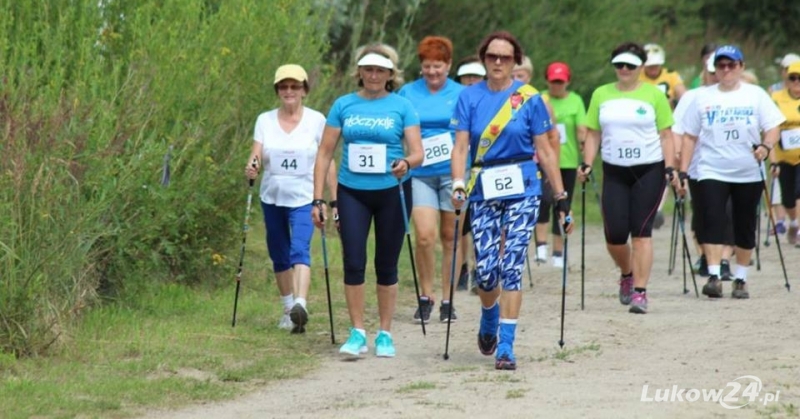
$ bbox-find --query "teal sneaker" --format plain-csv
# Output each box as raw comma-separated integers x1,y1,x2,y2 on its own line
374,330,396,358
339,328,368,357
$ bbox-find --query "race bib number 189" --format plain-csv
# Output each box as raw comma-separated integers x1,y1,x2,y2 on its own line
481,164,525,199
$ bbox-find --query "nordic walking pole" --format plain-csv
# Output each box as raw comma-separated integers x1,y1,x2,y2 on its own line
232,158,258,327
763,176,776,248
526,248,534,288
678,198,689,294
393,161,426,335
668,196,679,275
755,204,762,271
755,151,790,291
317,208,336,344
558,215,572,349
580,179,586,310
443,207,462,360
674,192,699,298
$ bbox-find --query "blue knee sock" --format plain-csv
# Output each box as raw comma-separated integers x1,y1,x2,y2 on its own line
498,320,517,358
480,303,499,336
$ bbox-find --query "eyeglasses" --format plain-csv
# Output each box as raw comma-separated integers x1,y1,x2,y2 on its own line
613,63,638,70
714,61,740,71
485,53,514,64
277,84,304,91
788,75,800,82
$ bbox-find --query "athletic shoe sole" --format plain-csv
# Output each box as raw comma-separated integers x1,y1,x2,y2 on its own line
339,346,368,357
629,305,647,314
289,304,308,334
478,333,497,356
495,356,517,370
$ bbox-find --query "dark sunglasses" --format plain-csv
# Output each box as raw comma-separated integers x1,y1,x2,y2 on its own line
613,62,638,70
714,61,740,71
788,75,800,82
277,84,304,91
485,53,514,64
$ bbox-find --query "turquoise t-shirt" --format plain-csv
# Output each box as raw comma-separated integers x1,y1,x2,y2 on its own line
543,90,587,169
451,80,552,202
326,93,420,190
586,83,673,167
397,78,464,177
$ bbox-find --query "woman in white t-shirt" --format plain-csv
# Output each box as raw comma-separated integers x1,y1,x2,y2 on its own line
245,64,337,333
678,46,785,300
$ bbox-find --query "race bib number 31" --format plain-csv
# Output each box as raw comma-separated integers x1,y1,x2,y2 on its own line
780,128,800,151
422,133,452,166
348,144,387,173
270,149,309,175
481,164,524,199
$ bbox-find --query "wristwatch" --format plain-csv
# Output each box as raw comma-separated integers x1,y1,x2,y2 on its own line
553,191,568,200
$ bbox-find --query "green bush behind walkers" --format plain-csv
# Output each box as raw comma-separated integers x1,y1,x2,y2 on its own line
0,0,333,357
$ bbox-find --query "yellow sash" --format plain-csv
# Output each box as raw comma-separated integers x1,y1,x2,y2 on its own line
466,84,539,194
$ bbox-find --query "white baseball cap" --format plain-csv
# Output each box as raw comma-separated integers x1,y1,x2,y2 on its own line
644,43,666,66
456,62,486,77
780,53,800,68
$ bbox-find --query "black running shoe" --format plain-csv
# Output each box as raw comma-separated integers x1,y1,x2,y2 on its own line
478,333,497,356
439,302,457,323
413,297,434,324
720,260,732,281
701,276,723,298
289,303,308,334
495,354,517,370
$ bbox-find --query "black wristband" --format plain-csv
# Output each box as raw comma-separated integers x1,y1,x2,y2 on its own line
580,162,592,172
678,171,688,182
556,198,570,214
402,158,411,170
311,199,326,207
329,200,337,209
665,166,675,180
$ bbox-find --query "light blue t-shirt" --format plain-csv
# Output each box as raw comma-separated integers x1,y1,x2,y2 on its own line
451,80,552,201
397,78,464,177
326,92,420,190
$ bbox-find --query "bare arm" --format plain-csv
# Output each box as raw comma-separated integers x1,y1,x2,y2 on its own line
535,132,564,195
578,128,601,181
312,125,340,226
659,128,676,169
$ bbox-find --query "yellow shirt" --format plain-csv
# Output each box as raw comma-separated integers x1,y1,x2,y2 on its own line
639,69,683,102
771,89,800,164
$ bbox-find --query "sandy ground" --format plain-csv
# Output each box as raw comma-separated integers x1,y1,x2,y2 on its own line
141,219,800,419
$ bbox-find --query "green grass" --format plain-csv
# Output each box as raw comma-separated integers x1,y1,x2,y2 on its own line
397,381,437,393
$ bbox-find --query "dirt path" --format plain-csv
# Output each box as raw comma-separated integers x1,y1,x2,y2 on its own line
142,220,800,419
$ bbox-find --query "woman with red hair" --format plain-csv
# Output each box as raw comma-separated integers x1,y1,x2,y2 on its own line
398,36,465,324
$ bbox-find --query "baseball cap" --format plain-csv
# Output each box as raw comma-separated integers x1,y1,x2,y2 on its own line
546,62,571,82
714,45,744,62
706,54,716,73
611,52,643,67
274,64,308,85
456,62,486,77
788,62,800,76
644,43,666,66
780,53,800,68
357,53,394,69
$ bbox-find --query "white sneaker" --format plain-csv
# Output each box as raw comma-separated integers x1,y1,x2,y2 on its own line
535,245,548,263
278,313,293,330
552,256,564,268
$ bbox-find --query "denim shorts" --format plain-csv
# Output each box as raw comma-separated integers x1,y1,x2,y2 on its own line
412,175,454,212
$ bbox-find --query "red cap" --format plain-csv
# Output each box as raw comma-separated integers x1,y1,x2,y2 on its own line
546,62,571,82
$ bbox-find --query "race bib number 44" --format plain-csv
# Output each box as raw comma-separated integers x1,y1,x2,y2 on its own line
780,128,800,150
270,149,309,175
348,144,387,173
422,133,452,166
481,164,524,199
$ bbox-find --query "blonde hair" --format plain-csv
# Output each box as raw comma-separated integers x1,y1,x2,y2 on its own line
513,56,533,77
741,69,759,85
352,43,405,89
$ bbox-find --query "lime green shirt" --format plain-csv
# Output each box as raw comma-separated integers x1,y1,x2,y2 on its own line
586,83,673,166
543,91,586,168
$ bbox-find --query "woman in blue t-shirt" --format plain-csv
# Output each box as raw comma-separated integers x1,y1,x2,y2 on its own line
450,31,571,370
312,44,423,359
397,36,464,325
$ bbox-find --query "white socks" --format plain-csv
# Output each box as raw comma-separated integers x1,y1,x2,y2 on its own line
735,265,748,281
708,265,721,278
281,294,294,313
294,297,307,309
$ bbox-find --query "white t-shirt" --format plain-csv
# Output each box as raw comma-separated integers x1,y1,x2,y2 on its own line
672,88,703,178
681,83,785,183
253,107,326,207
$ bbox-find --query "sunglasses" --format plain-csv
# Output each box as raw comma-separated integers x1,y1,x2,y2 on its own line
485,53,514,64
714,61,740,71
788,75,800,82
277,84,304,91
613,63,638,70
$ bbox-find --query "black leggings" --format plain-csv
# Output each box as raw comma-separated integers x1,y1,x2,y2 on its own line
778,162,800,209
337,181,411,286
537,168,577,234
601,161,666,245
695,179,762,249
688,178,734,246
